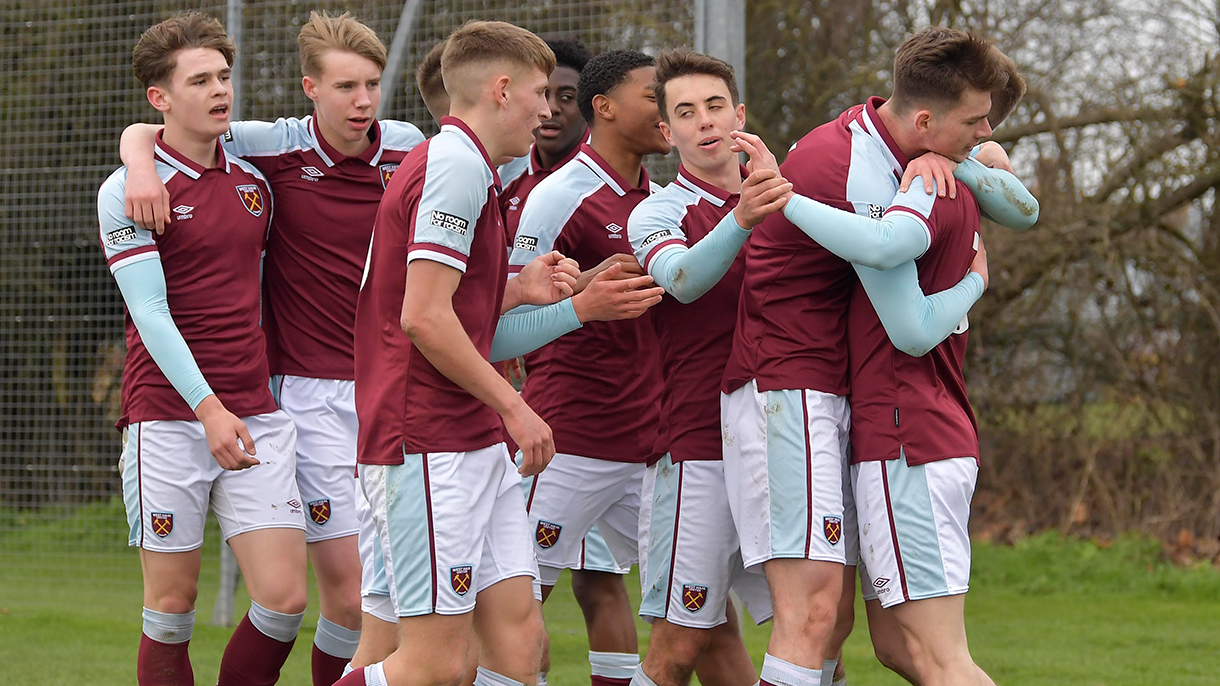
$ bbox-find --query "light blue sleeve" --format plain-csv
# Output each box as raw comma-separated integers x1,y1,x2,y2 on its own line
645,211,751,304
782,191,931,270
221,119,310,158
490,299,583,362
952,156,1039,230
854,263,984,357
112,258,214,409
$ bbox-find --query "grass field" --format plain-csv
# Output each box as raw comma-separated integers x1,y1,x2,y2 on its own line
3,501,1220,685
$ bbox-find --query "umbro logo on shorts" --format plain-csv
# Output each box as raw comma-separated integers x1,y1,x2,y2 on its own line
150,512,174,538
824,515,843,545
681,583,708,612
535,520,561,548
450,565,473,596
873,576,890,589
308,499,331,526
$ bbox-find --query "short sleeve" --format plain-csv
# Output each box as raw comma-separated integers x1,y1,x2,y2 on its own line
221,118,310,158
885,176,939,253
381,120,426,151
628,191,691,273
507,166,598,274
98,168,159,273
407,141,489,273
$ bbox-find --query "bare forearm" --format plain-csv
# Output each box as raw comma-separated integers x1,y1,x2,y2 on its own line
119,123,162,168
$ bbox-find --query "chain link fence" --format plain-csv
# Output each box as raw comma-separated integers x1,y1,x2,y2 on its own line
1,0,697,613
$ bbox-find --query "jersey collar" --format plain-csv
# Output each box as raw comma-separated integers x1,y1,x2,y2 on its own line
154,130,230,180
308,113,386,168
673,163,747,207
576,142,650,197
528,137,583,176
440,115,502,192
858,96,909,177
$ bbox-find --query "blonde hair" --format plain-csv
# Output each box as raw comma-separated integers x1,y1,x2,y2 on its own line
133,12,235,89
441,21,555,105
298,11,387,78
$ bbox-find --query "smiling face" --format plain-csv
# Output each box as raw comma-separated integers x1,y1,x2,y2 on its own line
659,73,744,172
918,87,994,162
534,65,585,161
304,49,382,148
606,65,670,156
149,47,233,139
501,64,553,159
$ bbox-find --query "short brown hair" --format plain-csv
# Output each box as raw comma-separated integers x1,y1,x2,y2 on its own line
890,27,1008,113
298,11,387,78
416,39,448,106
132,12,235,89
441,21,555,105
654,48,739,122
987,48,1026,127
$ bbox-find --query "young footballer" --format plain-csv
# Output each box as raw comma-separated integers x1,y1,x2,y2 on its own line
506,49,673,685
119,12,427,685
101,13,307,685
625,49,790,686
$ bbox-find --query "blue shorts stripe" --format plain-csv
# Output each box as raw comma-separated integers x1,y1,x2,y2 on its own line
886,455,949,600
385,453,436,615
640,456,681,620
764,389,811,557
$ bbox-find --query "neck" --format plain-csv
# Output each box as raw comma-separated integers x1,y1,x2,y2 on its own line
316,113,372,157
449,105,513,166
589,126,644,188
684,156,742,194
876,100,925,161
160,122,218,168
536,138,579,170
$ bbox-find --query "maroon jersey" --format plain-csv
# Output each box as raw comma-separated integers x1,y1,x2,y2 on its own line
354,117,507,464
507,144,663,463
627,166,748,462
500,142,582,248
224,115,424,380
723,97,910,396
848,187,981,466
98,134,277,427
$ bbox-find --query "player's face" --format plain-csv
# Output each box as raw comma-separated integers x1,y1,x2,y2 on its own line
535,65,585,159
659,74,745,171
610,66,671,156
154,47,232,139
921,87,994,162
305,50,382,144
502,66,552,160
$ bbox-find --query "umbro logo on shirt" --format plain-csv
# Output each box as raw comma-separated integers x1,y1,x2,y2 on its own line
606,222,624,239
508,196,521,211
300,166,325,182
172,205,194,220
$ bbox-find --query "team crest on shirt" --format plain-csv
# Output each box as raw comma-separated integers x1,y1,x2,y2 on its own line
150,512,174,538
236,184,265,217
535,520,562,548
379,163,399,189
308,499,331,526
824,515,843,545
450,565,473,596
681,584,708,612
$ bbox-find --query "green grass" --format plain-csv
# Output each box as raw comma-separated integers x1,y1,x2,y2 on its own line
3,504,1220,685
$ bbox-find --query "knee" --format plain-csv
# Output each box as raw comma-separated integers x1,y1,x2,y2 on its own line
571,571,628,611
256,587,308,616
148,593,197,616
830,597,855,646
648,623,710,675
774,595,837,637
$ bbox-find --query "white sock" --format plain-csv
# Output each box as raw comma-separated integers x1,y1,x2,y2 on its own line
314,615,361,659
141,607,195,644
820,659,838,686
590,651,640,680
365,663,388,686
474,667,525,686
247,601,304,643
342,663,354,677
760,653,821,686
831,676,848,686
537,672,547,686
629,665,660,686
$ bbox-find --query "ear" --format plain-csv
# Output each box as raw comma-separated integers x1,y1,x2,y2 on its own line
146,85,171,114
493,74,512,109
659,119,675,146
734,102,746,130
913,108,934,135
591,93,614,122
301,75,319,102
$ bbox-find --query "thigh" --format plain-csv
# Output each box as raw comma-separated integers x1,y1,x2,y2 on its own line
280,377,361,542
121,421,217,553
229,526,308,610
211,411,306,541
140,547,203,612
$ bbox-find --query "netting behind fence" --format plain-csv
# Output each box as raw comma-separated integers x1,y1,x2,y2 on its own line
0,0,693,605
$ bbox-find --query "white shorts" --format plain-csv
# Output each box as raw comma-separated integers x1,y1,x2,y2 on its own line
852,455,978,609
721,380,849,568
639,456,773,629
521,452,642,587
362,443,538,617
355,473,395,623
120,410,305,553
273,376,360,543
573,523,632,575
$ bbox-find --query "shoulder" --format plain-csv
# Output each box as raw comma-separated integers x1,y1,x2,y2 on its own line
631,182,696,225
497,154,530,187
380,120,426,151
528,160,602,207
224,117,313,155
228,156,271,186
426,131,491,180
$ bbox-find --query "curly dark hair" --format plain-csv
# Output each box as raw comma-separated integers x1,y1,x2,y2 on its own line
547,37,592,75
577,49,654,124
